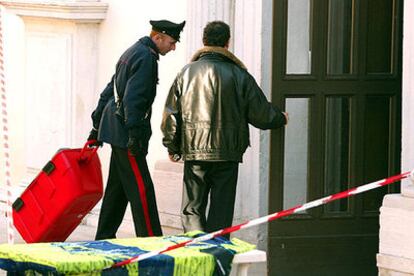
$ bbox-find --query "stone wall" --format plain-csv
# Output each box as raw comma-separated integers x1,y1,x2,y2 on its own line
377,0,414,274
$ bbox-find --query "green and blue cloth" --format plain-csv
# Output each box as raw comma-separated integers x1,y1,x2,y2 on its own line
0,231,255,275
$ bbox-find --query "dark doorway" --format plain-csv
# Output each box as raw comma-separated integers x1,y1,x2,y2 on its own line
269,0,403,275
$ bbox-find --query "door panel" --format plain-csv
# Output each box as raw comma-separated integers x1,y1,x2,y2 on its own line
286,0,312,74
327,0,354,75
324,96,350,213
269,235,378,276
361,95,391,213
269,0,402,275
283,98,310,210
366,0,394,74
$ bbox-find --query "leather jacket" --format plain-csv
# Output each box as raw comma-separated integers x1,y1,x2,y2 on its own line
161,46,286,162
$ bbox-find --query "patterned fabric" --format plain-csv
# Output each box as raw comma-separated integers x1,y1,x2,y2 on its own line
0,231,254,276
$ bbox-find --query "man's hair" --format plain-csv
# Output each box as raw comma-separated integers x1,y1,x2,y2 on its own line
150,30,165,39
202,21,230,47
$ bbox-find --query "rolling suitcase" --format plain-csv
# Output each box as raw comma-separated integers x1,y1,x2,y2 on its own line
12,141,103,243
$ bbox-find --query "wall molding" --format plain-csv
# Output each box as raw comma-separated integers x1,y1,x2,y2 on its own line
0,0,108,22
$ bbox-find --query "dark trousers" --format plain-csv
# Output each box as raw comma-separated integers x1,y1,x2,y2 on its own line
95,146,162,239
181,160,239,235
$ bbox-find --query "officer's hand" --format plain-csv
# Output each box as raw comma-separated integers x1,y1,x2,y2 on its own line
127,128,145,156
87,128,103,147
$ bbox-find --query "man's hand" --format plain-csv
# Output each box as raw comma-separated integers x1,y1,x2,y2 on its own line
283,112,289,125
128,128,145,156
87,128,103,147
168,153,181,162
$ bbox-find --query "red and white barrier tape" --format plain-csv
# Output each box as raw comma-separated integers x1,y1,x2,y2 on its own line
110,170,413,269
0,7,14,245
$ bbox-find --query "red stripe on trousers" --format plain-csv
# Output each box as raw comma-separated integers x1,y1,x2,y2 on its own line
127,152,154,236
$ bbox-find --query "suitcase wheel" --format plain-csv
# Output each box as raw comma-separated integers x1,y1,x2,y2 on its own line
12,197,24,211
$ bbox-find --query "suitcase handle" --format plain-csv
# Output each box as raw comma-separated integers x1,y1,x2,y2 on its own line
79,140,99,163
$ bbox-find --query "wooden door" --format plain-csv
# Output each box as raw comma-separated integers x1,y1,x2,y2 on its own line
269,0,403,275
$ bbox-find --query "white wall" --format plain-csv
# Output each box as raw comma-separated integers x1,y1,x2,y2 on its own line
401,0,414,195
377,1,414,274
0,8,26,199
232,0,264,244
0,1,188,189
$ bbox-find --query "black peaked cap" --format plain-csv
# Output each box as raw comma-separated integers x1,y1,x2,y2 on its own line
150,20,186,42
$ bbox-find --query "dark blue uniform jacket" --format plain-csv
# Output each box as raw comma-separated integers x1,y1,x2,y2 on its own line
91,36,159,148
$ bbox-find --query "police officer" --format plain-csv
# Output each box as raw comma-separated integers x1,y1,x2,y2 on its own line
88,19,185,239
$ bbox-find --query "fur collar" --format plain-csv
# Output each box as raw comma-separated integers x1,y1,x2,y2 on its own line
190,46,247,70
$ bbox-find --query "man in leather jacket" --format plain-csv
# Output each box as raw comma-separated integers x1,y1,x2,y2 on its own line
88,19,185,239
161,21,288,235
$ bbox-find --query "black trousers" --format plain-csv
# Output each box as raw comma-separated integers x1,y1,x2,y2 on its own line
95,146,162,239
181,161,239,234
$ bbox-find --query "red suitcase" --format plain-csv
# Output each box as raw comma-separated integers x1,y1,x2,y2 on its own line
12,141,103,243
